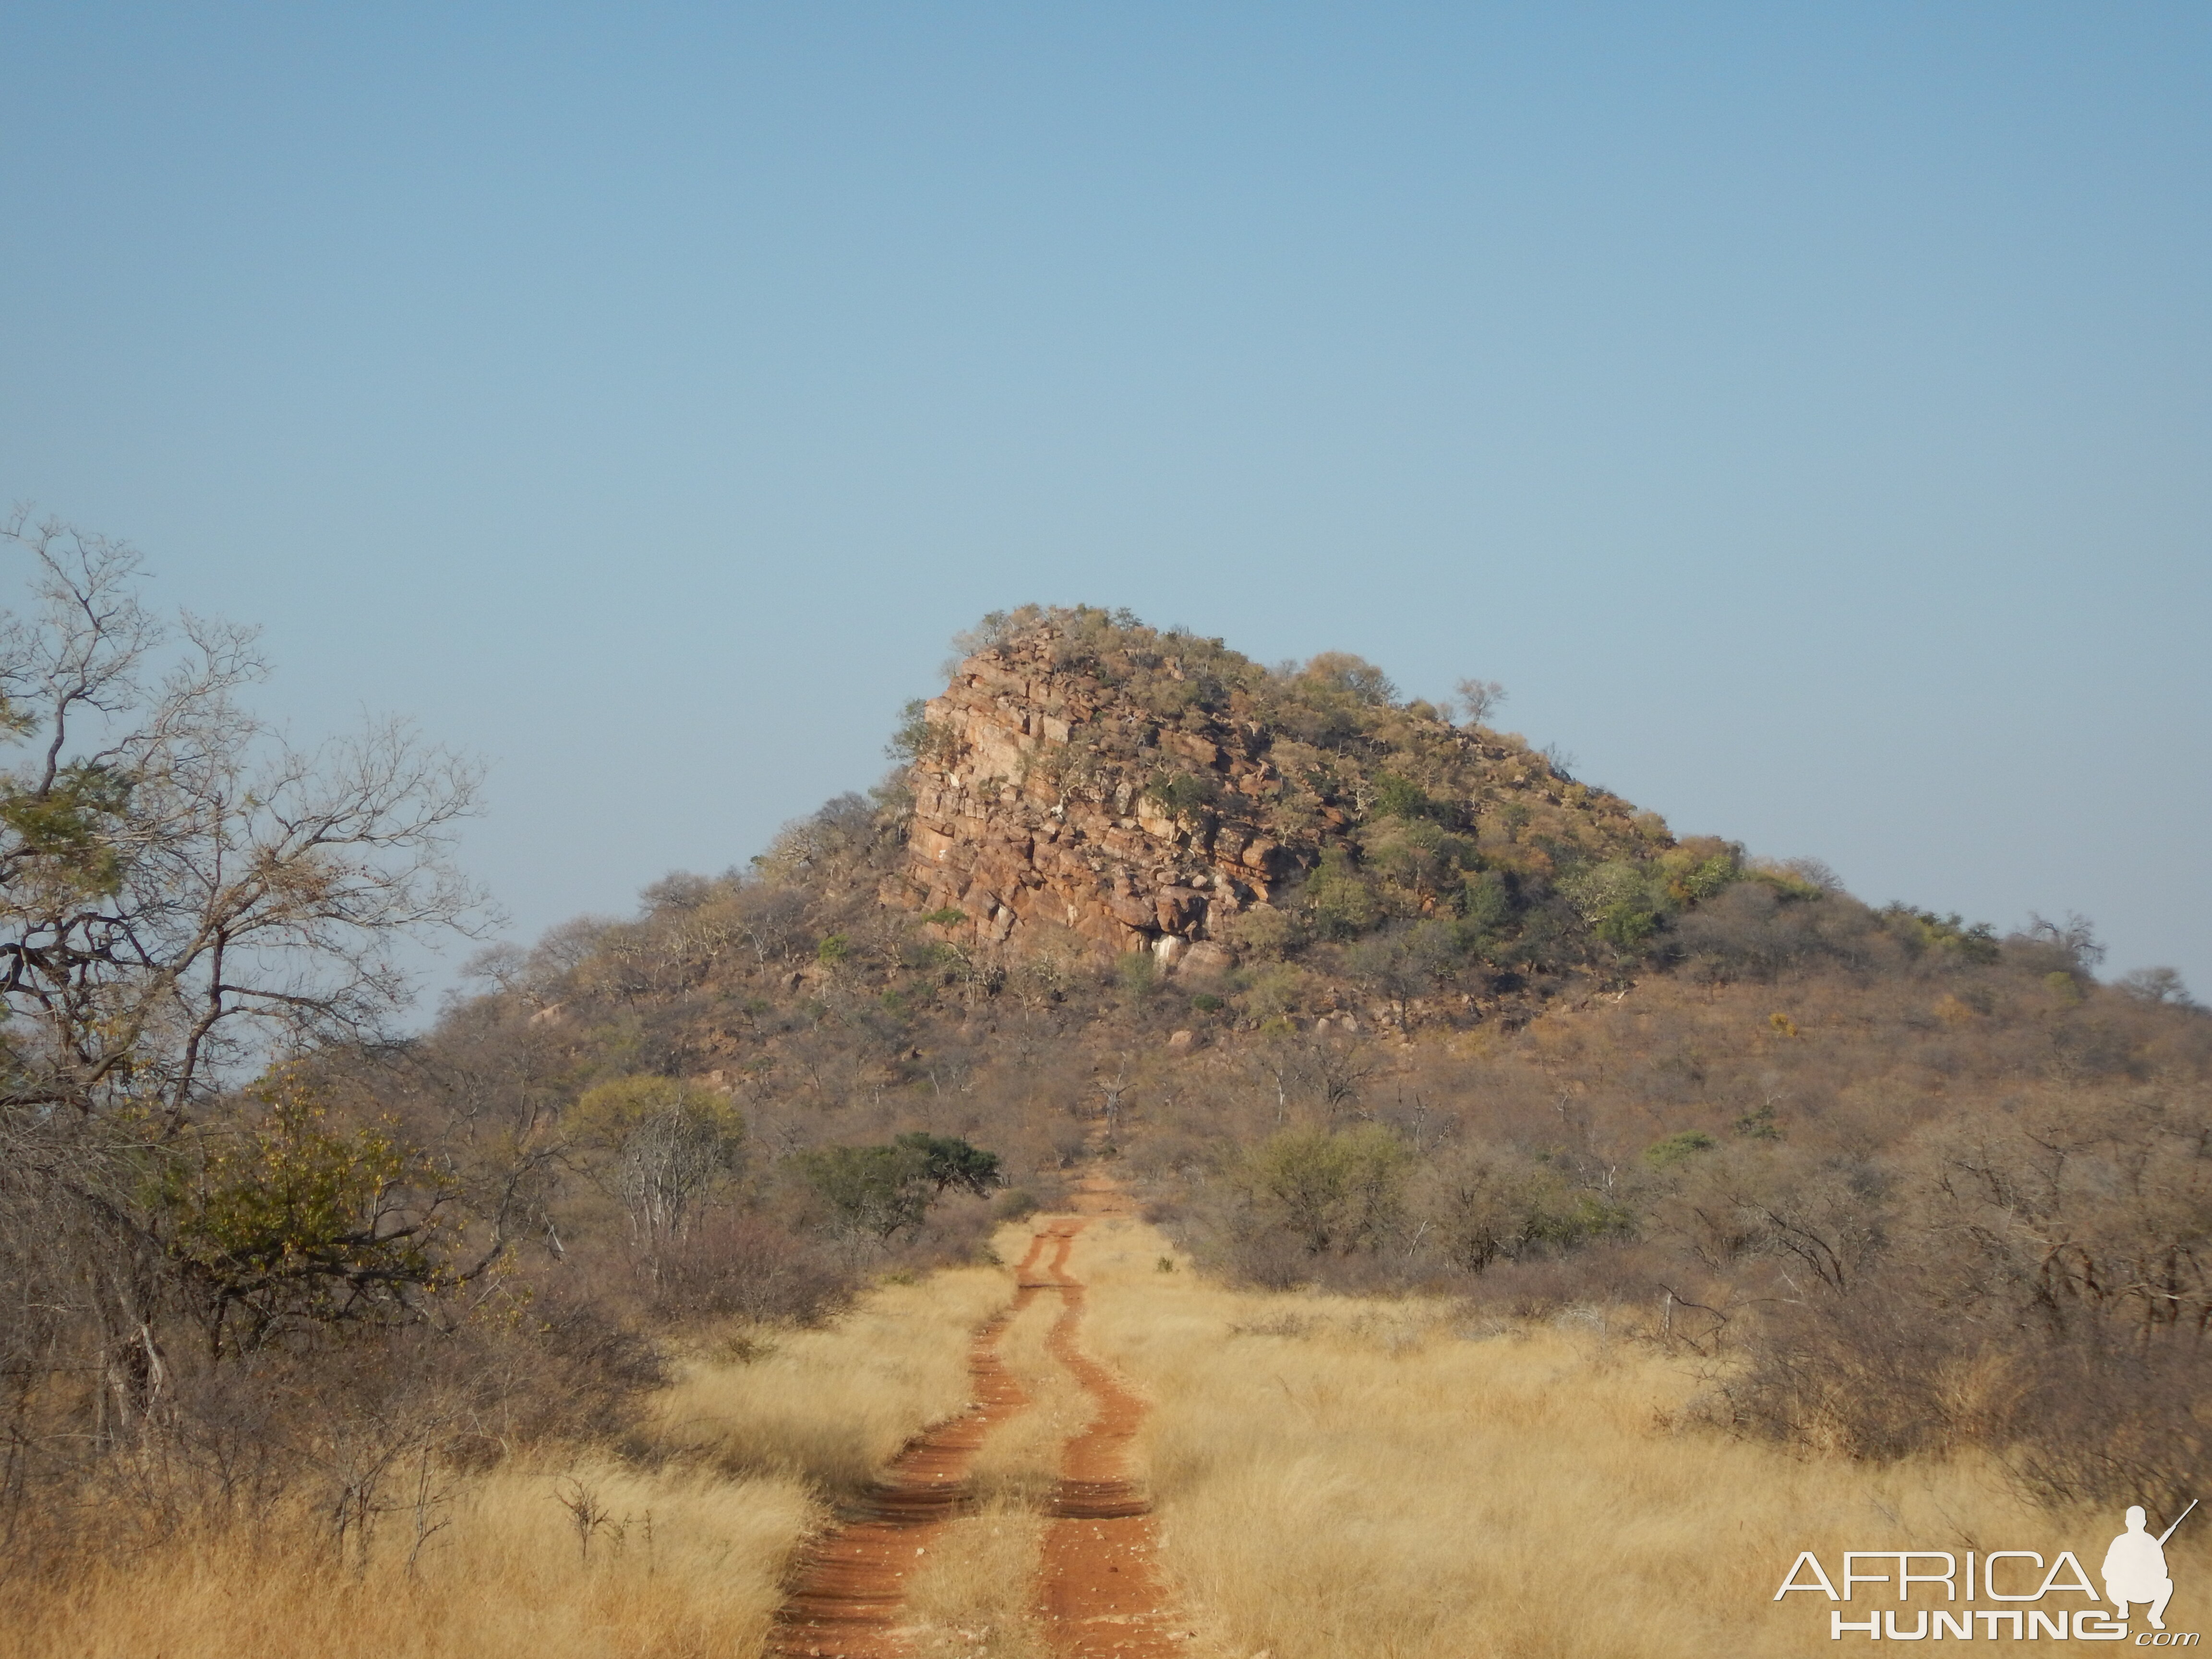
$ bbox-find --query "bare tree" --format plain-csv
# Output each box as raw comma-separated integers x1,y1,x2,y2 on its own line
0,513,490,1123
0,511,492,1451
1252,1035,1381,1128
1452,677,1507,729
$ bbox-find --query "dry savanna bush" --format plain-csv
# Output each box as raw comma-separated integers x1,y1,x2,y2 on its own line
1125,919,2212,1510
3,1258,1011,1659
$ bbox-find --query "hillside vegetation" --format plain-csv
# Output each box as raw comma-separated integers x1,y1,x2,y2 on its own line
3,558,2205,1651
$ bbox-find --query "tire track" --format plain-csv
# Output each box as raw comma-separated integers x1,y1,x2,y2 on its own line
1034,1216,1188,1659
766,1231,1058,1659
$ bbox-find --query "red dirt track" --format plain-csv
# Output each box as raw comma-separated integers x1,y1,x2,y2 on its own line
1034,1215,1184,1658
765,1195,1187,1659
764,1232,1050,1659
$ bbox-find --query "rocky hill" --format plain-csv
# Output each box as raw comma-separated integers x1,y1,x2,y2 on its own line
345,605,2212,1524
885,605,1700,986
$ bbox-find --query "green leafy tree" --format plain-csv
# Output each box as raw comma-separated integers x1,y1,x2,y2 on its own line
1141,769,1219,820
796,1133,1001,1242
893,1131,1002,1198
1304,845,1382,938
1369,772,1438,822
796,1142,935,1241
1561,860,1669,952
163,1072,459,1357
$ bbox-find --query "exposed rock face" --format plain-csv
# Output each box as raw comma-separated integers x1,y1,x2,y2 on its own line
881,614,1658,969
892,638,1282,968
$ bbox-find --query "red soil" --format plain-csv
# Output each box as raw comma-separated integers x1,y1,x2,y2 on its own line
1034,1203,1189,1659
764,1231,1053,1659
766,1194,1189,1659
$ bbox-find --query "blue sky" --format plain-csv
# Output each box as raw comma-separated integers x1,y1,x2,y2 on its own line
2,3,2206,998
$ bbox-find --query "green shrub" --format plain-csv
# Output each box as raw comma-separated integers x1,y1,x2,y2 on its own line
1644,1130,1717,1170
1116,950,1161,999
1245,1125,1413,1255
1370,772,1438,822
886,697,959,765
1142,769,1219,819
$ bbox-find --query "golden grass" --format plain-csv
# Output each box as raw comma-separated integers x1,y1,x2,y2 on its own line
903,1498,1052,1659
650,1258,1012,1491
2,1259,1014,1659
899,1223,1079,1659
965,1256,1093,1510
16,1217,2205,1659
1070,1214,2209,1659
2,1458,813,1659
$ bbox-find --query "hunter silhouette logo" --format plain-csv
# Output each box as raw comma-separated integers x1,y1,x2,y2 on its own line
1775,1500,2198,1643
2108,1503,2195,1633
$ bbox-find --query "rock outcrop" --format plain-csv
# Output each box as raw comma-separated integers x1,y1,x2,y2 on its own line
881,611,1660,969
893,648,1281,970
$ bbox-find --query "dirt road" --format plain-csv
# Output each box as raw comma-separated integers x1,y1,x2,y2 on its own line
765,1231,1051,1659
1034,1224,1184,1658
767,1192,1186,1659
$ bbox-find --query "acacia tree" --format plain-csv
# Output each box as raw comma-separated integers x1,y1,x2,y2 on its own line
0,513,490,1446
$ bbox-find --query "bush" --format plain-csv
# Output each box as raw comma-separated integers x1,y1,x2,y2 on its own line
793,1143,934,1241
1643,1130,1716,1170
1240,1126,1412,1257
1419,1150,1636,1274
1116,950,1161,1000
649,1214,856,1324
1223,905,1301,960
792,1133,1002,1242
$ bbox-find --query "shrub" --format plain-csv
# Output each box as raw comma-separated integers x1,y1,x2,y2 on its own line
1223,905,1301,960
1643,1130,1717,1170
1303,846,1382,938
164,1074,459,1358
891,1131,1003,1197
649,1214,856,1323
793,1142,933,1241
1142,769,1220,819
1420,1151,1636,1274
1370,772,1438,822
793,1133,1002,1242
1116,950,1161,1000
1561,859,1668,952
1242,1126,1412,1256
886,697,959,765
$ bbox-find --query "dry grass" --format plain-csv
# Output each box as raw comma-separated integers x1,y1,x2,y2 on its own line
2,1458,813,1659
965,1244,1094,1510
900,1222,1081,1659
904,1497,1052,1659
2,1259,1013,1659
649,1258,1012,1491
17,1216,2205,1659
1071,1214,2209,1659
